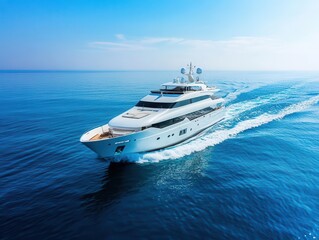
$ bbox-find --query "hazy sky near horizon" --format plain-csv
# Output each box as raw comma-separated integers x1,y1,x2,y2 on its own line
1,0,319,70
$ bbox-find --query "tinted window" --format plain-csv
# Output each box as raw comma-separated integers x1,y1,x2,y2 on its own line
136,101,175,109
151,107,221,129
136,95,211,109
152,116,185,128
173,95,210,108
185,107,214,120
173,99,191,108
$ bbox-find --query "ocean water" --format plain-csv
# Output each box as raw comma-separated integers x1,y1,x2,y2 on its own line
0,70,318,239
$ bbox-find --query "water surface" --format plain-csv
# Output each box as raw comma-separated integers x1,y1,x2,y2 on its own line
1,71,318,239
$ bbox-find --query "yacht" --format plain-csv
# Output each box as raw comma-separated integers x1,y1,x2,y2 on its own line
80,63,225,158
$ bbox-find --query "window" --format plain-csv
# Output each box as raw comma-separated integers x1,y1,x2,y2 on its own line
136,101,175,109
173,99,191,108
179,129,187,136
185,107,217,120
151,107,220,129
173,95,210,108
135,95,212,109
157,137,160,140
152,116,185,128
189,86,202,91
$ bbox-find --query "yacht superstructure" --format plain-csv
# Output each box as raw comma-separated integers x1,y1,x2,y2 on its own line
80,63,225,158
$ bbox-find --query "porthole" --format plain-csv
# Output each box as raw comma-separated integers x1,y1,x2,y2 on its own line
172,133,175,136
157,137,160,140
179,129,187,136
168,135,170,138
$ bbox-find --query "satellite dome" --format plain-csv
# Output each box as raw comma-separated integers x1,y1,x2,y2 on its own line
181,68,186,74
196,68,202,74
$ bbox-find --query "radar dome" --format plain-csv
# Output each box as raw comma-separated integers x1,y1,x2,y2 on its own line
196,68,202,74
181,68,186,74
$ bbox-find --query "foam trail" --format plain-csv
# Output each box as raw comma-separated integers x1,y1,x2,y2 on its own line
225,84,302,120
224,85,260,103
132,95,319,163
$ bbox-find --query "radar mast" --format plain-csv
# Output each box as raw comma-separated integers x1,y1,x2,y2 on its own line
180,62,202,83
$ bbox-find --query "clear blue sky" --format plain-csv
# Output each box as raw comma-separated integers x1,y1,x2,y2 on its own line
0,0,318,70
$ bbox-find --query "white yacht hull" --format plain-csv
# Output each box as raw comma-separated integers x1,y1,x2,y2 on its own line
80,107,225,158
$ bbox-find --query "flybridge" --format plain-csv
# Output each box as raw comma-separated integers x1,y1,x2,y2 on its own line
151,62,207,94
150,85,205,94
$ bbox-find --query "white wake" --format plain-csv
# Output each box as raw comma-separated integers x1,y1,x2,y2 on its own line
128,95,319,163
225,84,303,120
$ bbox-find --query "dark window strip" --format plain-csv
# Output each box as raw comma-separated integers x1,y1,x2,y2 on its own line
136,95,212,109
150,106,221,129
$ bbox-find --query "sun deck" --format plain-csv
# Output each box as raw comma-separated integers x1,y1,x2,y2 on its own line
90,131,113,141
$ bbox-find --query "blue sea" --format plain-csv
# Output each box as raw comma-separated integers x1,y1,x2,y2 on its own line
1,71,318,239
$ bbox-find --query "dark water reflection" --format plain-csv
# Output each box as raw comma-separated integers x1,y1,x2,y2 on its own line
81,162,151,211
81,154,208,213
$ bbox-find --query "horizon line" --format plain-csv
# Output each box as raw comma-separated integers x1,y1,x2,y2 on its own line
1,69,319,72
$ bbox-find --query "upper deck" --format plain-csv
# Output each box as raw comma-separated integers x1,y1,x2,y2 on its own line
151,81,219,95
